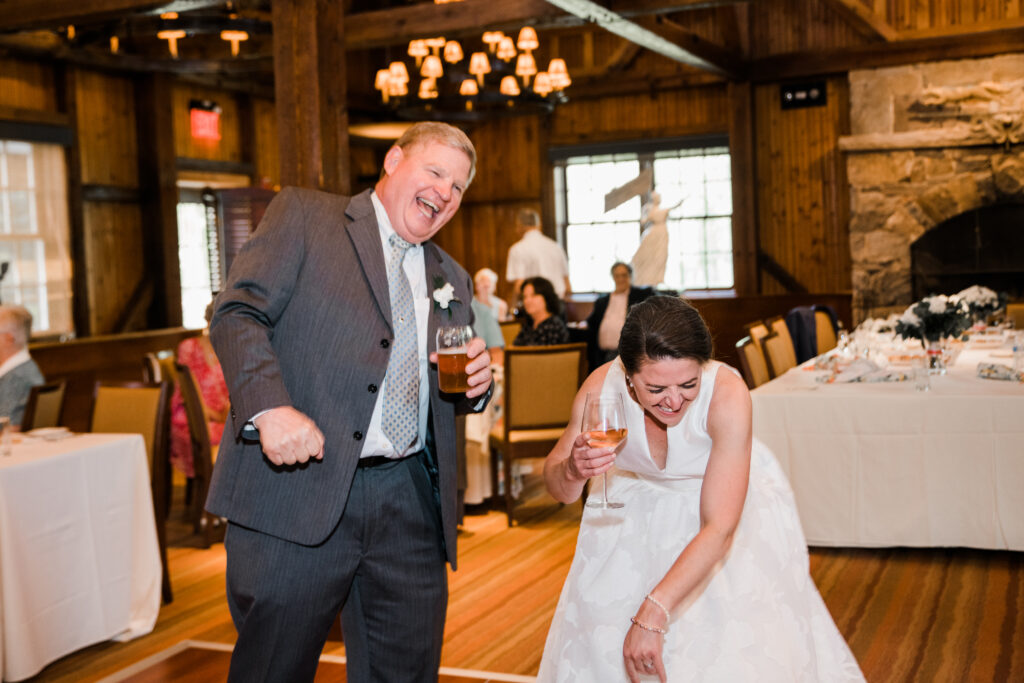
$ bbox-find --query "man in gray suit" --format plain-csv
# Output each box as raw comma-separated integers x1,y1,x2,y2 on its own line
0,305,44,428
207,122,492,682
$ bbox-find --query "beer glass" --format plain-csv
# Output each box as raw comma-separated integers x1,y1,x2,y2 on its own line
436,325,473,393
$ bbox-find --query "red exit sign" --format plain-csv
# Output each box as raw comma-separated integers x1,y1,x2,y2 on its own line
189,101,221,141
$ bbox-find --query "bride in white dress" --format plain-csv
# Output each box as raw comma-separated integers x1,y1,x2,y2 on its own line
537,296,864,682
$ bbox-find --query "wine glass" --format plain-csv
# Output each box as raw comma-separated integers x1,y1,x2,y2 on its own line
582,392,627,509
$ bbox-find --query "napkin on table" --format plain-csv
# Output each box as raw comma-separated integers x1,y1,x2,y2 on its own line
976,362,1023,382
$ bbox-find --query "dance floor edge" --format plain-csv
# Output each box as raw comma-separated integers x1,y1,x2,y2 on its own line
96,640,537,683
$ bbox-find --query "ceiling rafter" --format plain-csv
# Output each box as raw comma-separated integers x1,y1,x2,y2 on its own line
0,0,226,32
821,0,897,42
542,0,740,78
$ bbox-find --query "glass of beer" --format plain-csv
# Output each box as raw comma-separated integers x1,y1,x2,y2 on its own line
436,325,473,393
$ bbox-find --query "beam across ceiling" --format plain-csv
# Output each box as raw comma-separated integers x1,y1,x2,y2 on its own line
543,0,738,77
820,0,897,41
0,0,225,32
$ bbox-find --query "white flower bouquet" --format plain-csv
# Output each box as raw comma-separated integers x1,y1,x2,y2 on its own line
895,294,970,343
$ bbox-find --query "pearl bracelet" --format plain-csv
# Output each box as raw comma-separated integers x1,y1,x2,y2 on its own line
630,616,667,634
644,593,671,622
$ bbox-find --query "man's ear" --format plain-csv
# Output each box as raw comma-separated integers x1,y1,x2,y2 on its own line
383,146,403,176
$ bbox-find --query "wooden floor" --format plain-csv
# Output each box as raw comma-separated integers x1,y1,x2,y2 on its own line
22,481,1024,682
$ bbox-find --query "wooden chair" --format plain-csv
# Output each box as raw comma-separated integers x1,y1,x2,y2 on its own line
90,381,173,604
499,319,521,348
735,336,770,389
143,350,178,385
814,309,838,354
21,381,67,430
489,342,587,526
744,320,770,357
767,315,798,372
1006,302,1024,329
175,362,223,549
762,331,797,378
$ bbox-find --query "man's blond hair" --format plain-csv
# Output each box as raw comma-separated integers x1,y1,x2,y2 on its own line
389,121,477,186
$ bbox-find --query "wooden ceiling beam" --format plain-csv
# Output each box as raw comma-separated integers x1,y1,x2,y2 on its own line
0,0,224,32
820,0,897,42
750,25,1024,82
343,0,572,50
543,0,740,77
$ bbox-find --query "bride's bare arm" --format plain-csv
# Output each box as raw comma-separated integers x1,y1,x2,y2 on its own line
543,364,618,503
623,368,752,682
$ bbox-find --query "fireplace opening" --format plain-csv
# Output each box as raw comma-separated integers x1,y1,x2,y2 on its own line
911,202,1024,302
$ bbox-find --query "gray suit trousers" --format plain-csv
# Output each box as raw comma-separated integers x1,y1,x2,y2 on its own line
224,451,447,683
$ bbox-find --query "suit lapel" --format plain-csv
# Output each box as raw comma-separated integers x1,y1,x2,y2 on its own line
423,242,452,355
345,190,393,332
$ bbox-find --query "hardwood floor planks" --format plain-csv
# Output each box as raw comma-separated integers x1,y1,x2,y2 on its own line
23,494,1024,682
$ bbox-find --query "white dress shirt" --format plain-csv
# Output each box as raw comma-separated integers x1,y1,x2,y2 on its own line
0,348,32,380
362,191,431,458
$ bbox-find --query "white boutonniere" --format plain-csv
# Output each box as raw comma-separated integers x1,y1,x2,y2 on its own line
432,276,460,319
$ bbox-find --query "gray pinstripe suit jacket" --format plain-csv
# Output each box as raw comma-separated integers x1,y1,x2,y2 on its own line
205,187,480,568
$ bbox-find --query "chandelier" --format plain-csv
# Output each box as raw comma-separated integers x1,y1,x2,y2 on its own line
374,27,571,119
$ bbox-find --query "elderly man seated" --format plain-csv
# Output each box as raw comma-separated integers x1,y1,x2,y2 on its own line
0,304,44,428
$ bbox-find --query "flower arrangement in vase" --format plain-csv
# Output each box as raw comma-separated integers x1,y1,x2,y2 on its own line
895,295,970,373
955,285,1006,328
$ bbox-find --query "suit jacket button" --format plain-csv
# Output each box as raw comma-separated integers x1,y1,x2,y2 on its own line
353,431,363,440
368,384,378,393
380,338,390,348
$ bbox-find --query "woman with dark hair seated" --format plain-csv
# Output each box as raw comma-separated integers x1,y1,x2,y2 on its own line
513,276,570,346
537,296,864,682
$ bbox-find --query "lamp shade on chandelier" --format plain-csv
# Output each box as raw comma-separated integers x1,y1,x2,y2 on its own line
374,26,571,118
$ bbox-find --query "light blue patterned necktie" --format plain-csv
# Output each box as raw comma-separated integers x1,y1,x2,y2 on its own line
382,233,419,453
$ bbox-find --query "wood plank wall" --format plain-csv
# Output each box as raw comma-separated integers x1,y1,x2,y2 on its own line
753,75,851,295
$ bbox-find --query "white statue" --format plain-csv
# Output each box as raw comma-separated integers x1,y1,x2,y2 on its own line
631,192,681,287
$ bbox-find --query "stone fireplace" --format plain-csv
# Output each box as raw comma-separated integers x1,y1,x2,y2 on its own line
841,54,1024,322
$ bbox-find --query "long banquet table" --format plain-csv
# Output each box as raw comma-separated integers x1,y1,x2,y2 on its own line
751,344,1024,551
0,433,161,682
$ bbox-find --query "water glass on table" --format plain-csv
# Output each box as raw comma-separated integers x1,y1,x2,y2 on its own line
912,356,930,392
436,325,474,393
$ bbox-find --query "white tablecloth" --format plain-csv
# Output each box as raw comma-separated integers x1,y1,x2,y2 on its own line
0,433,161,681
751,346,1024,550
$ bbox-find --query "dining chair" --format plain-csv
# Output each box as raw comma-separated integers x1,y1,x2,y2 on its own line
90,381,174,604
744,320,770,357
499,319,521,348
735,336,770,389
21,381,67,430
488,342,587,526
142,350,178,385
1006,302,1024,329
175,362,223,549
762,331,797,378
814,309,838,354
766,315,798,372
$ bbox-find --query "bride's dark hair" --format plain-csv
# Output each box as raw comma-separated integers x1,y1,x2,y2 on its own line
618,295,713,374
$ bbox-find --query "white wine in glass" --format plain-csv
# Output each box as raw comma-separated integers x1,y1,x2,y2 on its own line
582,392,627,509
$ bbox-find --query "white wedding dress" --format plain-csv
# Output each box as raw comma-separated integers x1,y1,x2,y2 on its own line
537,360,865,682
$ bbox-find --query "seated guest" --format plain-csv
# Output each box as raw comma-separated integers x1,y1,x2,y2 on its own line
470,297,505,366
0,305,44,428
514,277,570,346
474,267,509,322
170,303,229,478
585,261,654,370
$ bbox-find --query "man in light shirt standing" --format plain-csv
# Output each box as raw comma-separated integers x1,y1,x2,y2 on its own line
0,305,44,428
207,122,493,682
506,208,572,301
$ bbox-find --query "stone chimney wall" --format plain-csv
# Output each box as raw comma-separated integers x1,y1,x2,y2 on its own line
841,54,1024,322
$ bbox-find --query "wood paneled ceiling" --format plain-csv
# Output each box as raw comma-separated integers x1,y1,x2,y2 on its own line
0,0,1021,102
